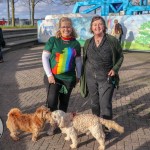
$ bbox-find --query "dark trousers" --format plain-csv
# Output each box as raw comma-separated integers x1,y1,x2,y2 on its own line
119,35,122,44
0,48,3,61
44,75,74,112
86,72,115,120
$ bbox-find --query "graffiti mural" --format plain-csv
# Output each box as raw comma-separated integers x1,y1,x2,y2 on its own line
38,14,150,51
37,19,58,43
107,15,150,51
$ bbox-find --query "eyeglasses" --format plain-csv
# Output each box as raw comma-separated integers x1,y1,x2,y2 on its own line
92,23,104,26
60,26,72,29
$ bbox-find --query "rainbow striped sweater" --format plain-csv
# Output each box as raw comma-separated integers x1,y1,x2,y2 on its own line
44,36,81,81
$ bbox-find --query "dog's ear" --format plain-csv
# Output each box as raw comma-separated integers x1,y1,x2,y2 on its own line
70,112,76,121
42,108,51,119
59,114,72,128
59,116,66,128
40,105,47,109
36,108,43,119
36,106,50,119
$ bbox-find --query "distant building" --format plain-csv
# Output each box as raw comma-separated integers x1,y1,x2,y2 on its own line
0,20,7,26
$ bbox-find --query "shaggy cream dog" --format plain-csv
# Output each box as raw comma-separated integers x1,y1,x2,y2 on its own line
6,106,52,141
51,110,124,150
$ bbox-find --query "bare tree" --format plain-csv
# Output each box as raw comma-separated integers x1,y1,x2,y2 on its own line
20,0,31,24
19,0,52,26
11,0,15,26
10,0,18,27
18,0,83,26
32,0,62,25
7,0,10,25
29,0,83,25
60,0,84,5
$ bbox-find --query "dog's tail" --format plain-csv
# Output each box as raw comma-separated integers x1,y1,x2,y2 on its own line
99,118,124,133
7,108,22,117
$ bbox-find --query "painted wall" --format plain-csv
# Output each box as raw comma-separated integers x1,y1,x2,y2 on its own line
107,15,150,51
38,14,150,51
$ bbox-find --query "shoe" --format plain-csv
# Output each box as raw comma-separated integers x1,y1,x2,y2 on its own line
103,127,111,139
47,126,55,136
105,131,111,139
47,127,61,136
54,127,61,134
0,60,4,63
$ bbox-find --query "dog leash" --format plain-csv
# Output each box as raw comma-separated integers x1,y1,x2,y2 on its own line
75,95,89,113
45,84,50,107
76,100,88,113
70,99,89,117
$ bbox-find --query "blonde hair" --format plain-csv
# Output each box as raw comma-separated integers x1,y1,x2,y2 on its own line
55,17,77,38
114,19,118,24
115,23,121,34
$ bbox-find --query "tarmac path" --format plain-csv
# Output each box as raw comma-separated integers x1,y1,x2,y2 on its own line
0,46,149,150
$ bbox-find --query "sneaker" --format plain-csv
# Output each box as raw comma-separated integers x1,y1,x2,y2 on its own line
47,126,55,136
54,127,61,134
104,127,111,139
0,60,4,63
105,131,111,139
47,127,61,136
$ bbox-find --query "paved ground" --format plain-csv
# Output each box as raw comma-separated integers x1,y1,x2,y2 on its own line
0,46,150,150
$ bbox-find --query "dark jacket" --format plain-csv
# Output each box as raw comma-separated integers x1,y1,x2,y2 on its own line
80,34,124,98
0,28,5,48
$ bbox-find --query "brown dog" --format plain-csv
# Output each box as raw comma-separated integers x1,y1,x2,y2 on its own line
6,105,51,141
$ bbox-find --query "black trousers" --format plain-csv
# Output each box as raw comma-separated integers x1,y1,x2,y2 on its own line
44,75,75,112
0,48,3,61
119,35,122,44
86,71,115,120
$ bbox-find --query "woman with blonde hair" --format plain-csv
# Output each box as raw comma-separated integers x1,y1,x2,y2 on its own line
111,19,123,43
42,17,81,135
111,23,122,41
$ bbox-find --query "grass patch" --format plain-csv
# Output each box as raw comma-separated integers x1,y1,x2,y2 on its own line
78,40,150,52
122,41,150,51
1,25,37,29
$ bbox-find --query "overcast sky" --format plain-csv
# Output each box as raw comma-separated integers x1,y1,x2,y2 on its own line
0,1,74,20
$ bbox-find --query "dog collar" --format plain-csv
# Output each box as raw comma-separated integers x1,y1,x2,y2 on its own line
72,112,76,117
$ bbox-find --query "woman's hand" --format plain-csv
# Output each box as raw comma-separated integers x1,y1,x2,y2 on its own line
48,75,55,84
108,69,115,76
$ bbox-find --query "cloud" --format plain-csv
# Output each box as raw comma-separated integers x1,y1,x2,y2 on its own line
34,2,73,19
0,2,7,19
0,1,74,20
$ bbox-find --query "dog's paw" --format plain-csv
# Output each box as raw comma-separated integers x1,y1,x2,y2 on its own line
32,137,37,142
16,131,21,136
12,136,19,141
65,136,70,141
70,144,77,149
86,131,91,135
98,145,105,150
